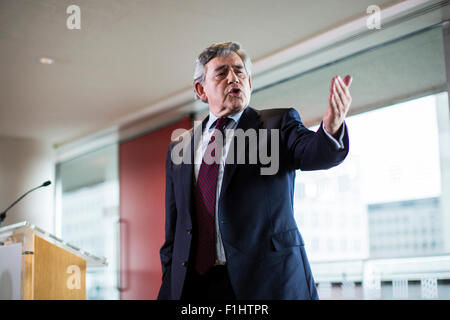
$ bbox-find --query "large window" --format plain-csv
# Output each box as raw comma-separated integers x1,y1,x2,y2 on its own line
55,144,120,300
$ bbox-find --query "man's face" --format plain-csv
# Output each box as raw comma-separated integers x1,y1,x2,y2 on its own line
195,52,252,117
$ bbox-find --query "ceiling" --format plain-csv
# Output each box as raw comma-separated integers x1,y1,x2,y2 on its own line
0,0,402,147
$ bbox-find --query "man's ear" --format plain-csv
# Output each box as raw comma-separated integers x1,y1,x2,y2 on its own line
194,81,208,102
248,75,252,92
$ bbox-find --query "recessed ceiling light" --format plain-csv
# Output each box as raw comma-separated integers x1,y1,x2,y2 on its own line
39,57,54,65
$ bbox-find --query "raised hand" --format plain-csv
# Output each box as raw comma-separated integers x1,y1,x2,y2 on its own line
323,75,353,137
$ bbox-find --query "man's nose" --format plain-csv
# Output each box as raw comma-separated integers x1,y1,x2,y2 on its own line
227,70,239,83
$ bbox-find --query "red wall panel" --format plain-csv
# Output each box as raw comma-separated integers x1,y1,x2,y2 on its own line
119,117,191,299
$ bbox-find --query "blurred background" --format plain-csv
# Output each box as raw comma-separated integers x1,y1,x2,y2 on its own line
0,0,450,299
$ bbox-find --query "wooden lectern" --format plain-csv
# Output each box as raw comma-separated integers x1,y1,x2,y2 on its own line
0,221,107,300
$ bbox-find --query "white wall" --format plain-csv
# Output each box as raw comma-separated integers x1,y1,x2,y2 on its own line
0,136,54,232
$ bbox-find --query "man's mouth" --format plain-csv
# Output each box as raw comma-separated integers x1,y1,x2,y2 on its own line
228,88,242,97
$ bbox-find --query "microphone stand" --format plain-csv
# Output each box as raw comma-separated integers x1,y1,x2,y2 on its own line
0,181,51,227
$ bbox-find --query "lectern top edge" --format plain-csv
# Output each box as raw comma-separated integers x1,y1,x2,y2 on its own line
0,221,108,268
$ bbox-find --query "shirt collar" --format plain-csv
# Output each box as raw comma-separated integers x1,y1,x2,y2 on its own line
206,108,245,130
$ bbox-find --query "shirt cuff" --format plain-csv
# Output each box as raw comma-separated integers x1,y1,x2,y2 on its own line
322,122,345,150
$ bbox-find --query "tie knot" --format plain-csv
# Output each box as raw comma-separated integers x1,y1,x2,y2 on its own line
215,117,231,132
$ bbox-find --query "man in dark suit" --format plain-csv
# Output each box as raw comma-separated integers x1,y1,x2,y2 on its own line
158,42,352,300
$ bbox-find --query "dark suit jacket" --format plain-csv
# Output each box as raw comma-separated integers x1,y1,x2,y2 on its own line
158,106,349,300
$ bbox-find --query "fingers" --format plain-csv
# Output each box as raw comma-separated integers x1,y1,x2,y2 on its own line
329,74,352,113
326,75,352,134
332,78,346,112
343,75,353,87
331,75,352,92
336,76,350,100
329,77,336,105
333,76,352,112
332,86,343,116
337,81,348,109
330,75,350,98
329,76,340,115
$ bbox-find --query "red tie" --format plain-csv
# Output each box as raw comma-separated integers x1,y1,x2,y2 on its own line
194,117,230,275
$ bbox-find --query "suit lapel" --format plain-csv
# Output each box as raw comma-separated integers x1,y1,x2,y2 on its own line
219,106,261,202
178,115,209,220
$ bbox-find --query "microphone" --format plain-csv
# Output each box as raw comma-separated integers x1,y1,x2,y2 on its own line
0,181,52,226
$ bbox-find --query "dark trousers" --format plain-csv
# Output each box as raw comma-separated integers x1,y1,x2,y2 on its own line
181,265,236,301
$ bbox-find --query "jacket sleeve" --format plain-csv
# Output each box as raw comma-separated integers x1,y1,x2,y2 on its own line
281,108,349,171
157,146,178,299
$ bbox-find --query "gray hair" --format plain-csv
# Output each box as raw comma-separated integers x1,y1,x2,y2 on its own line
193,42,252,101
